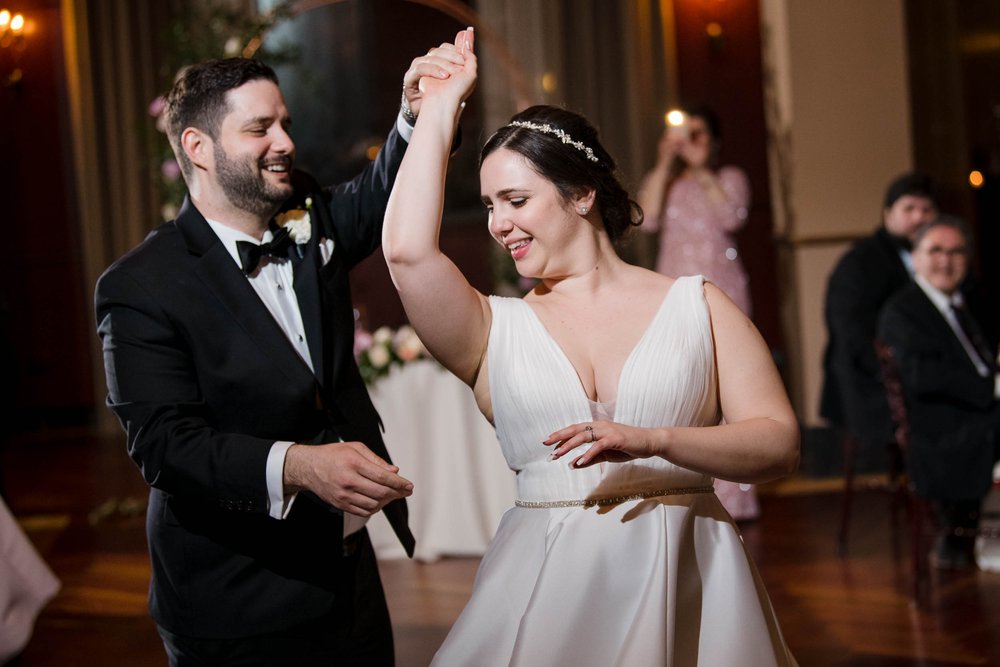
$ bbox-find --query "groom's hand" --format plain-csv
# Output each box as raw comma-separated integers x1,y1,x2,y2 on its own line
402,28,475,119
284,442,413,517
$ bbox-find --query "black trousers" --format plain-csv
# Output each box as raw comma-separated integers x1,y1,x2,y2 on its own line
158,530,393,666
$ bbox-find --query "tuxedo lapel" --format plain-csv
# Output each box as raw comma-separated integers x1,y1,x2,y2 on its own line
295,190,352,387
175,199,317,383
291,240,325,384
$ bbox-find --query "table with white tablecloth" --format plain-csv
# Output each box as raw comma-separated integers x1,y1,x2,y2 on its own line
365,360,517,561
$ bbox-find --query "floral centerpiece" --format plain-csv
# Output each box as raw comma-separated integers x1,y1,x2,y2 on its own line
354,324,432,386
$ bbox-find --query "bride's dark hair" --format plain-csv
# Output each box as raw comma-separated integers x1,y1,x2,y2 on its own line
480,105,643,243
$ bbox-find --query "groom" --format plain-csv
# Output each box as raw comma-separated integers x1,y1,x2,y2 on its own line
96,45,471,665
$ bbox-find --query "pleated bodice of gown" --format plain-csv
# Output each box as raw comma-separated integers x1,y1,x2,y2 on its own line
430,275,796,666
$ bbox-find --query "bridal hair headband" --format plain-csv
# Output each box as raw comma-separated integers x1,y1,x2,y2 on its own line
507,120,600,163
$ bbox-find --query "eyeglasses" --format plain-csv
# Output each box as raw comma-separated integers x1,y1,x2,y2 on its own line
924,246,967,259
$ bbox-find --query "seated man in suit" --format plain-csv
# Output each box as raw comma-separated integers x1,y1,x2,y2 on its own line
878,215,1000,569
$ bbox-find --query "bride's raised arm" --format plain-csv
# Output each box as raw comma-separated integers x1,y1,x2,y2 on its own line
382,29,489,388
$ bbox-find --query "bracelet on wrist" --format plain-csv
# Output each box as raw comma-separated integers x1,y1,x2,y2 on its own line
400,89,417,125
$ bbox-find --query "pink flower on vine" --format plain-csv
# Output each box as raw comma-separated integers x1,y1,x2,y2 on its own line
161,159,181,182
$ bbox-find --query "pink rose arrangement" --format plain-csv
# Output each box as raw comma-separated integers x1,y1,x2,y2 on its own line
354,324,430,385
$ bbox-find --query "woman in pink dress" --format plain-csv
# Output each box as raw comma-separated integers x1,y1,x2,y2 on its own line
638,106,759,520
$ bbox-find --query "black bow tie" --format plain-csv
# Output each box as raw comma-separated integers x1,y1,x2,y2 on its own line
236,227,292,275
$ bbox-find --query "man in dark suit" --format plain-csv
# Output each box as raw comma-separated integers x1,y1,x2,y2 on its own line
878,216,1000,569
96,47,473,665
820,173,939,468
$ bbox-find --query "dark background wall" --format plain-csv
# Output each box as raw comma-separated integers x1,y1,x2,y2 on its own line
1,0,94,428
906,0,1000,307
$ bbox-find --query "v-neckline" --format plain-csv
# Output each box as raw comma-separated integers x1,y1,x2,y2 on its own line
520,279,680,410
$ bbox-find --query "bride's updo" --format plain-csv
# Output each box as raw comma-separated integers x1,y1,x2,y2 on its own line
480,105,643,243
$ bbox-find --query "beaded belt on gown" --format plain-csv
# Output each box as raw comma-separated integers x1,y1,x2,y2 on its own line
514,485,716,508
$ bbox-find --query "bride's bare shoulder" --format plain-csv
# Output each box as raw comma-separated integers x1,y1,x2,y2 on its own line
626,265,675,294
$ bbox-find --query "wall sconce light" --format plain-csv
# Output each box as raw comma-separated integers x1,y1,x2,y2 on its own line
705,21,725,52
0,8,28,87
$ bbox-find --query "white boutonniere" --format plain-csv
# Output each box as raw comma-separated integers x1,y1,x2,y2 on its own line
276,196,313,245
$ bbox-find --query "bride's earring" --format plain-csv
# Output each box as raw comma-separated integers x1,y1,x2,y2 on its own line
579,206,589,215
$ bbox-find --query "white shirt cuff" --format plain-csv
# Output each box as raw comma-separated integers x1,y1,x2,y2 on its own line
266,441,298,520
396,112,414,142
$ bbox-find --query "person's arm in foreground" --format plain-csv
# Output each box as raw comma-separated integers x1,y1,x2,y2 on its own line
382,29,488,390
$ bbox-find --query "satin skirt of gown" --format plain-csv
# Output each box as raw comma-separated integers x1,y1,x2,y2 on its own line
430,276,796,666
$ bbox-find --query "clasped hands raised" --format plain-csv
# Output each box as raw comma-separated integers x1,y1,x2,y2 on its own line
404,27,477,116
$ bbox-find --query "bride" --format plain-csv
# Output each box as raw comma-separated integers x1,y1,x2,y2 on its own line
384,28,799,666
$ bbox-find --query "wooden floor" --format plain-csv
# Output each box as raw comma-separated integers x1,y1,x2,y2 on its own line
4,427,1000,666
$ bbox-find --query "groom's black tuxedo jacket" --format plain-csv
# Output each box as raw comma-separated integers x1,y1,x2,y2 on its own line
878,282,999,501
95,127,413,638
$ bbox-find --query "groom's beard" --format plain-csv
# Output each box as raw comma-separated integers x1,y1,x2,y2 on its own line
214,144,291,217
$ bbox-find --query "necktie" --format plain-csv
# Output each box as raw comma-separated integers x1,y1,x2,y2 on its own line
951,302,997,374
236,227,292,275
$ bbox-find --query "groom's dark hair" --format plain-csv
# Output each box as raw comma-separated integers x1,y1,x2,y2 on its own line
164,58,279,181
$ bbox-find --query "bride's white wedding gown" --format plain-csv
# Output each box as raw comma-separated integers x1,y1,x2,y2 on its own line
431,275,796,666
